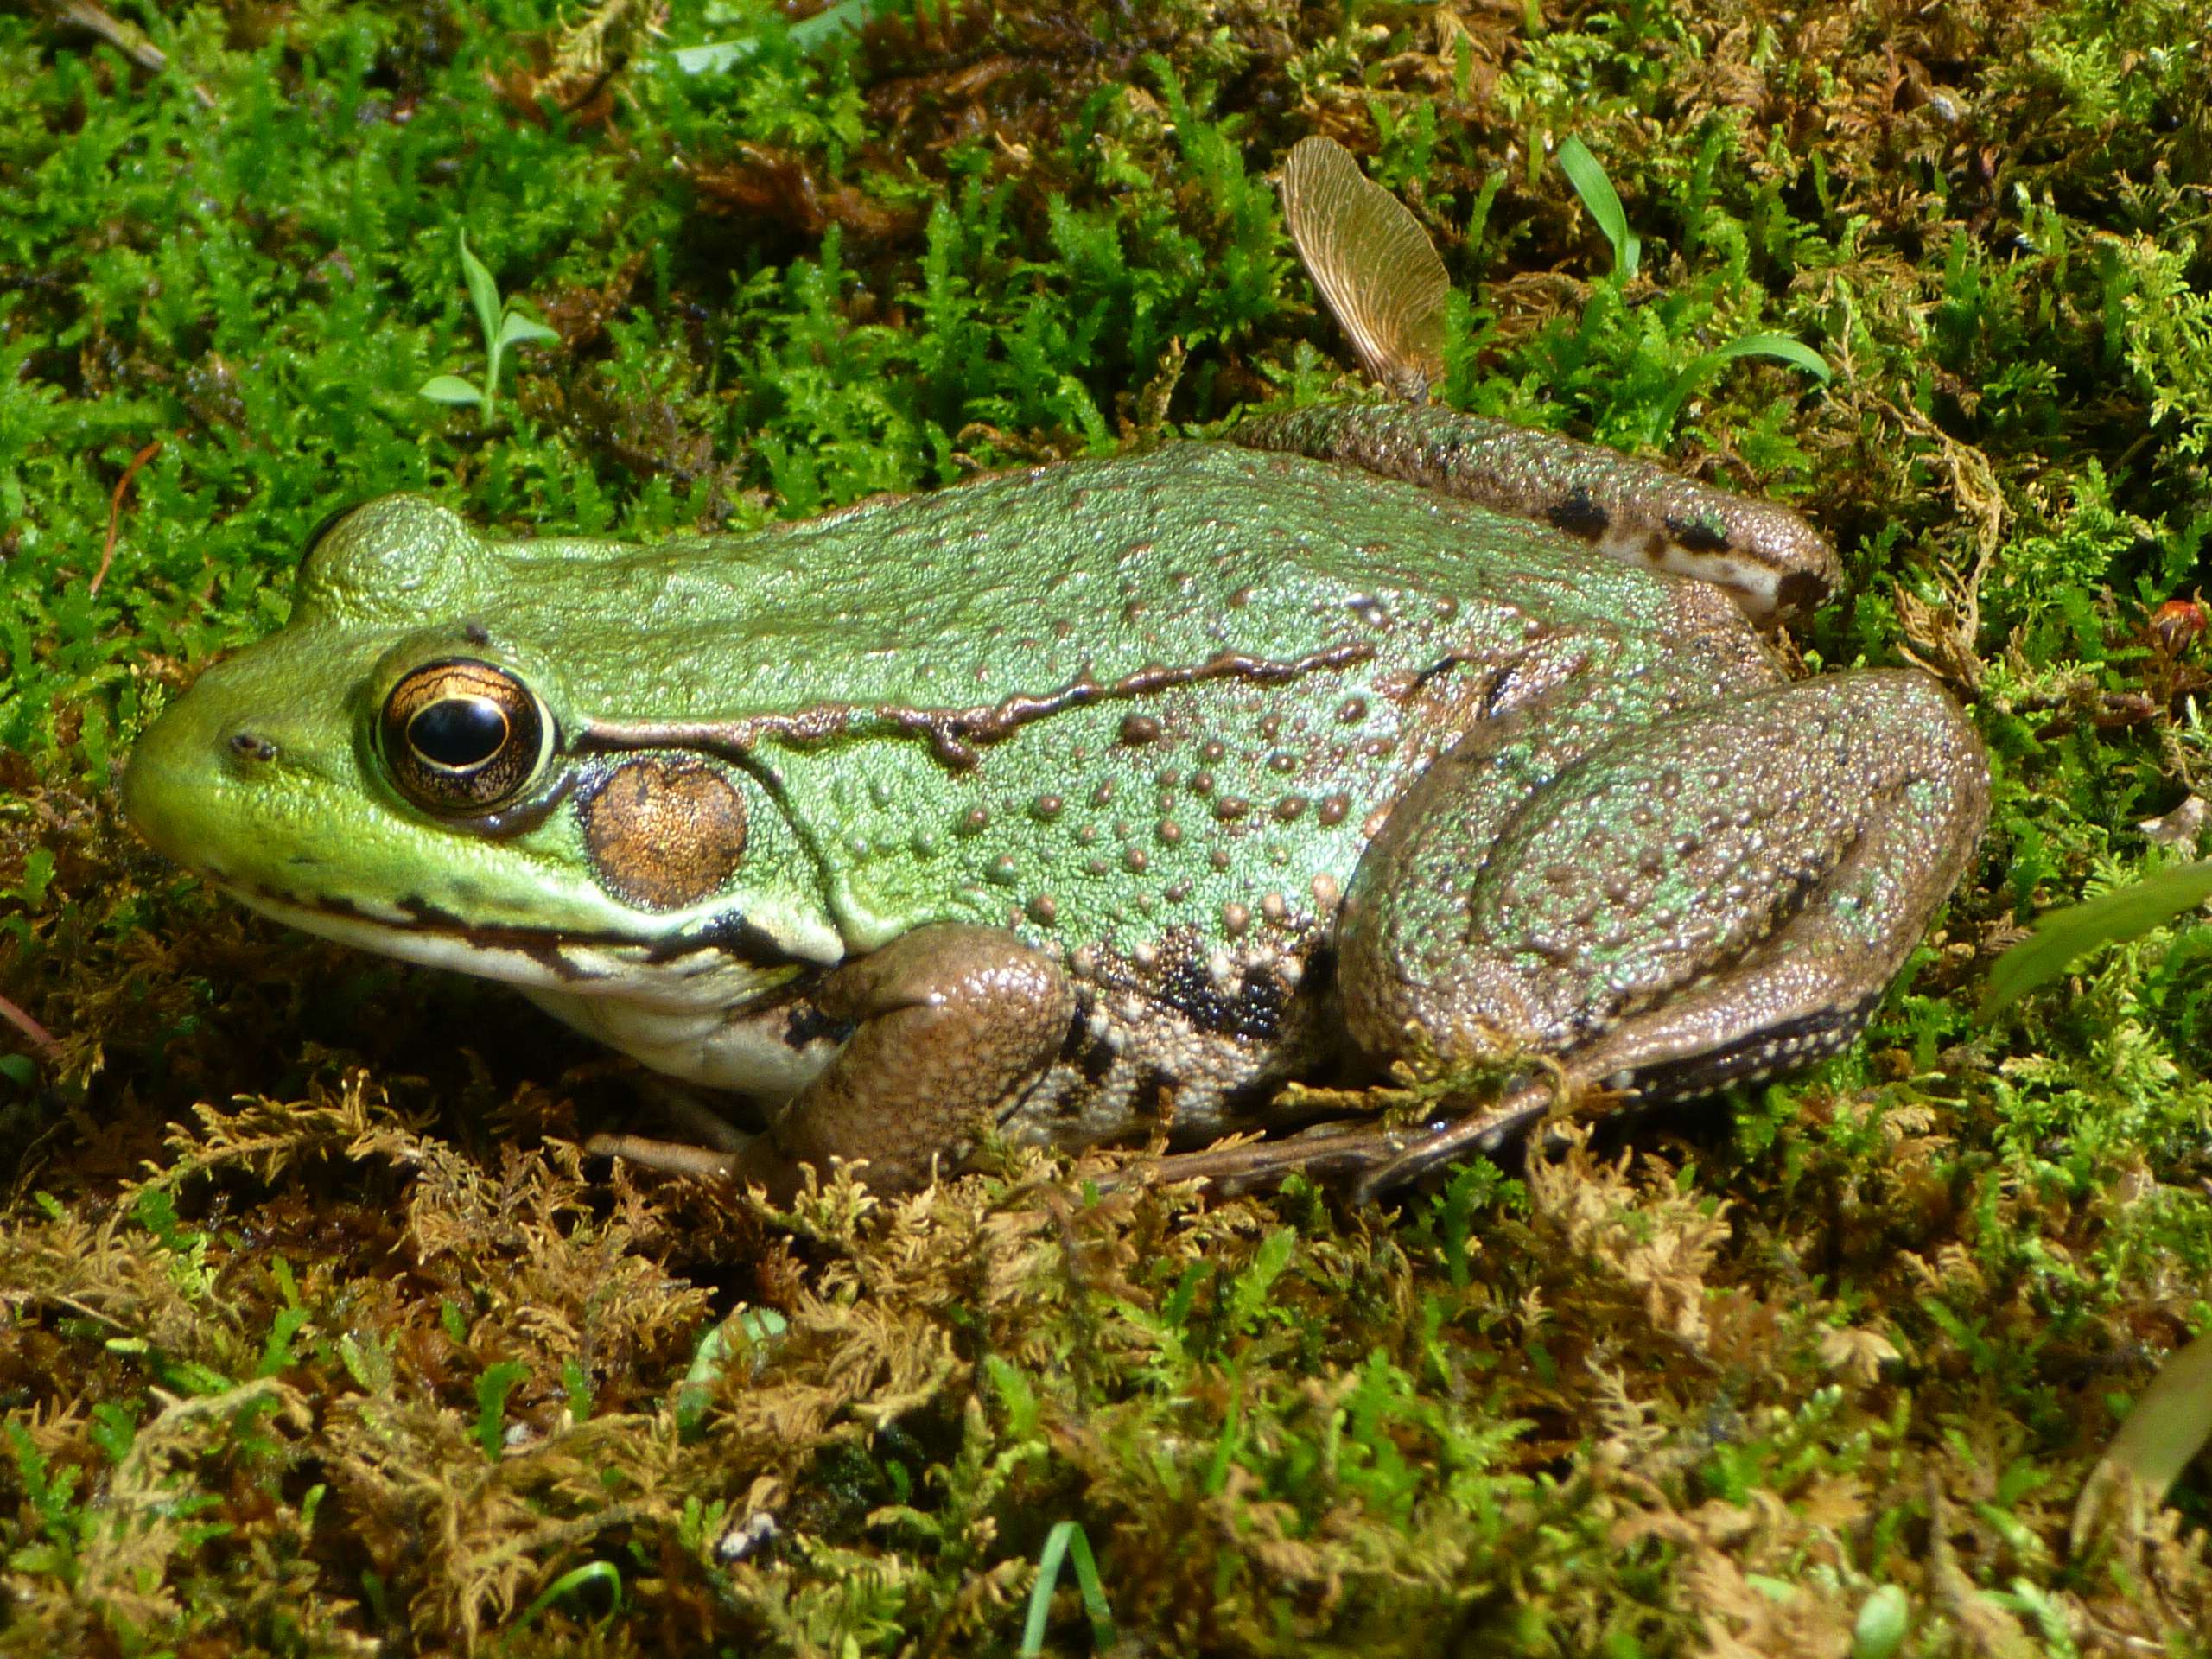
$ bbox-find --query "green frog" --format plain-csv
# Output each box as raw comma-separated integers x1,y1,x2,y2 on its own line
121,397,1987,1197
120,140,1989,1198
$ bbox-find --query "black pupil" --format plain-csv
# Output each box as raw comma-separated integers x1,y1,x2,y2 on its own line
409,696,509,769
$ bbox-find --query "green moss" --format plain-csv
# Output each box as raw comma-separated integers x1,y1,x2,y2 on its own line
4,1,2212,1653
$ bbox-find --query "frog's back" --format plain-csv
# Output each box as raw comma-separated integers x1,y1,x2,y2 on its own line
518,444,1772,717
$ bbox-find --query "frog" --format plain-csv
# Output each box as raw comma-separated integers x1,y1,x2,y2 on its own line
119,140,1989,1200
118,392,1986,1198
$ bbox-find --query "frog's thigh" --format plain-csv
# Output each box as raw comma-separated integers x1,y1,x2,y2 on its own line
1338,669,1988,1093
733,925,1075,1196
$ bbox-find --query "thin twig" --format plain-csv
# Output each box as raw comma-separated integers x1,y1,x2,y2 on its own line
0,988,60,1065
42,0,216,107
89,437,162,596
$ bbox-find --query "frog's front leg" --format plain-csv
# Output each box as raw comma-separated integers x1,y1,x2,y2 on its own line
1338,668,1988,1193
671,925,1075,1198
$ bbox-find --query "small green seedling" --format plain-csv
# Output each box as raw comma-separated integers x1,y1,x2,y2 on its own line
502,1560,624,1649
669,0,883,73
1556,135,1640,281
1852,1584,1910,1659
1556,135,1831,443
420,231,560,423
474,1359,531,1459
674,1306,789,1439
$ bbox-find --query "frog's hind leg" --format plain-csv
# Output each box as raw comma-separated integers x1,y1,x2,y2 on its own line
1234,402,1840,622
1337,668,1988,1196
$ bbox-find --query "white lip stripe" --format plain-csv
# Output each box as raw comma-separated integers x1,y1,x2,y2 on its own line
1595,529,1786,611
216,884,794,1012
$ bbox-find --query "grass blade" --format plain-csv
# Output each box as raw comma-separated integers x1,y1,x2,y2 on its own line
2070,1327,2212,1548
1644,332,1832,444
1021,1519,1116,1655
1982,861,2212,1017
1556,136,1638,280
671,0,883,73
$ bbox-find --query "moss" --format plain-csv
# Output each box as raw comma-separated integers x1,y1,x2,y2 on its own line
3,0,2211,1652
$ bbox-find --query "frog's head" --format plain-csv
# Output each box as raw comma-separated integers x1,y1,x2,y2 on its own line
122,495,840,1010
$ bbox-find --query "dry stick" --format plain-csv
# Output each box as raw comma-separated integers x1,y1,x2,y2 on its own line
89,437,162,596
45,0,164,72
44,0,217,107
0,988,60,1065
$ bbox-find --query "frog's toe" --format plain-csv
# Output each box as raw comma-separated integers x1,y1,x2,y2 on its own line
586,1131,742,1183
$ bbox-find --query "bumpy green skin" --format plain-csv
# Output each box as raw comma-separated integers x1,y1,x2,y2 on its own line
122,422,1990,1193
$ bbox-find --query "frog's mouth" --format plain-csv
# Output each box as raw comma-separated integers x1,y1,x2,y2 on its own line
208,875,812,1012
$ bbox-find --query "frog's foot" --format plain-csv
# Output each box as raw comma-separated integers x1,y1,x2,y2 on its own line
1234,402,1840,622
582,1077,753,1183
1338,668,1989,1190
1106,1074,1567,1199
632,1076,753,1153
1111,1122,1425,1195
690,925,1076,1200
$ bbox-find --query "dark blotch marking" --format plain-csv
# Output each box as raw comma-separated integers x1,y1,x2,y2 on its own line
1147,936,1288,1043
1410,655,1464,694
1058,989,1116,1095
1298,947,1336,998
1059,988,1096,1059
1545,488,1610,543
649,910,792,968
395,893,467,931
1078,1036,1117,1085
782,1001,857,1052
1775,568,1827,617
1663,512,1732,553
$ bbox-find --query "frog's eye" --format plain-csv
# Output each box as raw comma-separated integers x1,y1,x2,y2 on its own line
380,660,552,813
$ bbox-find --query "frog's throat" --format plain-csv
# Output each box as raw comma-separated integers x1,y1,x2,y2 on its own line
210,879,810,1007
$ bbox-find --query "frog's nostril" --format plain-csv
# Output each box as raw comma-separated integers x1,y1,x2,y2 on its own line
228,730,280,764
